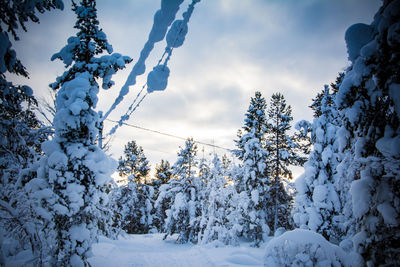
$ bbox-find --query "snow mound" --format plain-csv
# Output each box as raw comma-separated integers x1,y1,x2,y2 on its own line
264,229,363,267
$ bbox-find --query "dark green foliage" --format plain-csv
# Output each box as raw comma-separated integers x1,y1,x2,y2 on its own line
152,160,173,231
266,93,308,233
118,140,150,184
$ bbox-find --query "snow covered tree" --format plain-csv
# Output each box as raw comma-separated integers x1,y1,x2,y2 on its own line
0,0,63,205
154,159,173,185
335,0,400,264
110,176,139,233
198,155,239,245
117,140,150,184
234,91,271,246
266,92,307,234
152,159,173,231
0,0,62,263
0,83,52,264
157,138,203,243
27,0,131,265
198,153,211,183
111,175,154,234
235,91,268,161
293,85,343,243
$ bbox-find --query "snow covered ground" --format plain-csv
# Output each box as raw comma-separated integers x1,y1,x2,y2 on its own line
5,230,361,266
88,234,266,267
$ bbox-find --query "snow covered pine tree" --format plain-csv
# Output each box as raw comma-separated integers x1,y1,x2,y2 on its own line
266,93,308,234
113,140,153,234
0,0,62,263
335,0,400,264
293,84,343,243
157,138,203,243
154,159,173,185
29,0,131,265
117,140,150,184
234,91,271,246
152,159,173,231
198,154,239,245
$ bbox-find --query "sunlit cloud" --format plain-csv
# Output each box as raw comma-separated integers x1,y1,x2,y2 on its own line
8,0,381,173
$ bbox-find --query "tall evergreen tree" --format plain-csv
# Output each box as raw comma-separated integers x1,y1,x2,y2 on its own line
111,175,154,234
28,0,131,265
152,159,173,231
235,91,268,161
293,85,343,243
234,91,271,246
198,155,239,245
335,0,400,264
0,0,63,263
157,138,203,243
266,92,307,234
117,140,150,184
154,159,173,185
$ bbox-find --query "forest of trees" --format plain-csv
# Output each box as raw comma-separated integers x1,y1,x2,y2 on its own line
0,0,399,266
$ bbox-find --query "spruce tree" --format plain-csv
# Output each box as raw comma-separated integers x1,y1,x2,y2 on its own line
235,91,268,161
336,0,400,264
293,85,343,243
234,91,271,246
157,138,203,243
154,159,173,185
266,92,307,234
110,175,139,233
29,0,131,265
0,0,62,262
117,140,150,184
198,155,238,245
152,160,173,231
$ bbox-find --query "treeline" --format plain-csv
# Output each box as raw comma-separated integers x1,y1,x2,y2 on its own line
110,91,309,247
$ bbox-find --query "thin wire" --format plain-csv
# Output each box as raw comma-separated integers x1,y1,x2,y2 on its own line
128,92,148,117
127,84,146,112
105,118,233,152
105,93,148,136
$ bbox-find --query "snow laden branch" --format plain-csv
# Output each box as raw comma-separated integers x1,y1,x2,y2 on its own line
105,0,201,136
0,199,40,255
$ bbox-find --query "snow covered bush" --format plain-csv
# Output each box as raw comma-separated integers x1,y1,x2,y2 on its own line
264,229,363,267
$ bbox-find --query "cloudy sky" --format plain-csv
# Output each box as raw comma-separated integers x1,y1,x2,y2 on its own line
11,0,381,175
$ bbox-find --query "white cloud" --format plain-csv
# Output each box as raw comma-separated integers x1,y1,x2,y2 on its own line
8,0,381,176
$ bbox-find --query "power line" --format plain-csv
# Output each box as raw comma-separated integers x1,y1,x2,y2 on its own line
105,119,233,152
